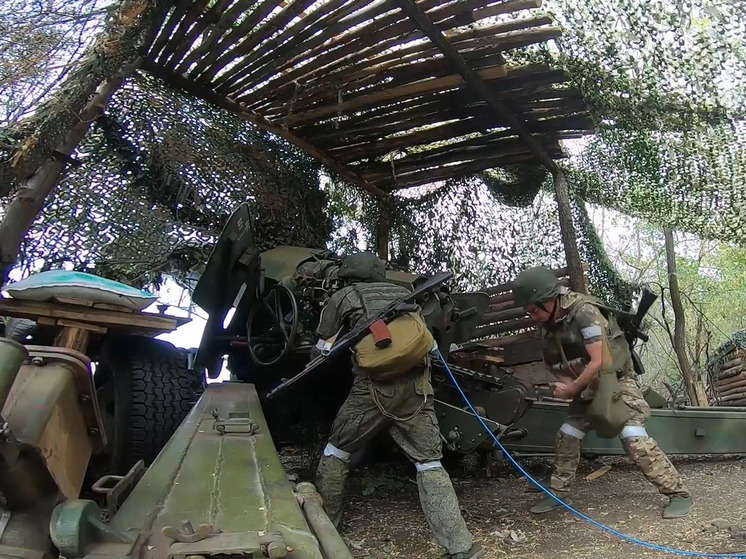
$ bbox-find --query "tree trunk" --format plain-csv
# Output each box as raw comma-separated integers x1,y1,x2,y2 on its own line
0,59,141,286
552,169,585,292
376,197,392,262
663,228,709,406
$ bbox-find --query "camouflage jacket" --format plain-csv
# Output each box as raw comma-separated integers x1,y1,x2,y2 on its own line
316,281,411,340
541,287,633,400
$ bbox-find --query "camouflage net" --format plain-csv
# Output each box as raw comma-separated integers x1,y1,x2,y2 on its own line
5,71,331,288
326,174,636,310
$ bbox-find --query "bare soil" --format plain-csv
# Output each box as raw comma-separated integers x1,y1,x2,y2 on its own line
282,447,746,558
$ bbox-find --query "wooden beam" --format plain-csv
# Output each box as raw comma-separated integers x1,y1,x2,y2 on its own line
142,61,387,200
393,0,586,290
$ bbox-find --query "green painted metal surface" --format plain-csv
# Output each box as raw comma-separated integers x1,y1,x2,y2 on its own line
504,401,746,456
107,383,326,558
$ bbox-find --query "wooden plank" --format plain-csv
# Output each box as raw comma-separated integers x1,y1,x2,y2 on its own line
56,319,108,334
198,0,318,84
480,306,527,325
174,0,260,73
282,65,508,127
0,298,185,332
214,0,378,92
270,15,554,109
485,265,583,295
473,317,535,337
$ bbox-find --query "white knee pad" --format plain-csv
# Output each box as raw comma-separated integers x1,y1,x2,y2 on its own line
415,460,444,473
559,423,586,440
323,442,351,462
619,425,648,439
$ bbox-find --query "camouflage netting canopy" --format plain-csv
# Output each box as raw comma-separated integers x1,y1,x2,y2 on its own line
0,0,745,308
10,71,330,288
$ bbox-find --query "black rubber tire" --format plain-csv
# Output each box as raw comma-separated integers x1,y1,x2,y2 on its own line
100,336,204,473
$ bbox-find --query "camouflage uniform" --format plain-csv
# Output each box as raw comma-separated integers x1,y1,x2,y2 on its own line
540,288,691,504
315,280,480,558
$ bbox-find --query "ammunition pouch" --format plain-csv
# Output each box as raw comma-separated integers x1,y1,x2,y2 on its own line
353,312,435,382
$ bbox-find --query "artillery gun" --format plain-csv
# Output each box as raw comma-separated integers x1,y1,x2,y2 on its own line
191,203,534,455
0,336,354,558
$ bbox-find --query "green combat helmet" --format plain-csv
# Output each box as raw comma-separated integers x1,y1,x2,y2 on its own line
338,251,386,282
512,265,561,308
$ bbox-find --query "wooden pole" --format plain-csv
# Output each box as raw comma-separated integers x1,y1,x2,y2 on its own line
552,169,585,292
0,59,141,286
393,0,586,291
664,228,709,406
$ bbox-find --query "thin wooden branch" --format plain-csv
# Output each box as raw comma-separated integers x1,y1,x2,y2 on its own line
174,0,260,74
158,0,211,65
162,0,234,71
264,25,559,114
369,152,547,190
282,65,507,127
198,0,318,84
233,0,538,103
189,0,280,80
359,138,562,181
214,0,382,93
142,62,387,200
290,66,570,137
330,114,591,164
148,0,192,60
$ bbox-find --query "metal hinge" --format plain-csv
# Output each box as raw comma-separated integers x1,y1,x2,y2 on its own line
211,409,258,435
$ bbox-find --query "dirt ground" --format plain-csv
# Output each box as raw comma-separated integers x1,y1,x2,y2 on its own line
281,447,746,558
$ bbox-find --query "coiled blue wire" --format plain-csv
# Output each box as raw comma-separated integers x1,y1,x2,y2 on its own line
435,349,746,557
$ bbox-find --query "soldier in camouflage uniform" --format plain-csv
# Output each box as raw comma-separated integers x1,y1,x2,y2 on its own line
314,252,485,559
512,266,693,519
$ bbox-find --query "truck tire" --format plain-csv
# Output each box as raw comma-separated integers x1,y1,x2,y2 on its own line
98,336,204,474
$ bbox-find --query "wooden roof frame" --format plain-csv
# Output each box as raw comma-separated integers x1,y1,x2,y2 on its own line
139,0,596,200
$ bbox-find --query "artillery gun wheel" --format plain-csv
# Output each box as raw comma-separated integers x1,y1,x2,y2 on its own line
246,284,300,367
95,337,204,474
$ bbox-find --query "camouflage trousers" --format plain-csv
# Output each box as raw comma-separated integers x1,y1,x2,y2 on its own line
315,368,475,555
550,375,690,498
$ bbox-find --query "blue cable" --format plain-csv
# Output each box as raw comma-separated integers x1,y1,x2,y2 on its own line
435,349,746,558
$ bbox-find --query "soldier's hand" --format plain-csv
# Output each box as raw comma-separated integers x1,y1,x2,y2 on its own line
553,381,577,400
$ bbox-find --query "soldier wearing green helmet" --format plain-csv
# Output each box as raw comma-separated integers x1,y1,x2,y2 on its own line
513,266,693,519
314,251,485,559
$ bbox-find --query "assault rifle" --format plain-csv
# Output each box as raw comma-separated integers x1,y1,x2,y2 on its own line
614,286,658,376
260,270,453,402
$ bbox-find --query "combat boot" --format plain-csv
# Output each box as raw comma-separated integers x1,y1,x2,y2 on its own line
440,543,486,559
663,495,693,519
530,494,571,514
